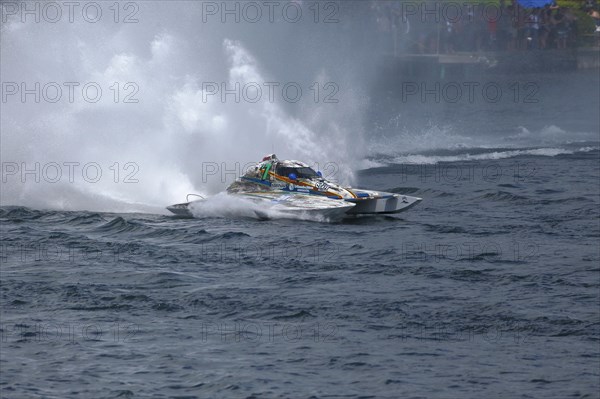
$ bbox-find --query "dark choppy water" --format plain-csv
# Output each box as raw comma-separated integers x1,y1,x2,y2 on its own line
1,148,599,398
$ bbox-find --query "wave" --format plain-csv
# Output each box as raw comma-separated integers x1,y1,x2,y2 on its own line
370,146,598,166
67,213,107,226
368,124,599,156
94,217,147,234
476,191,531,203
387,187,455,198
0,206,41,220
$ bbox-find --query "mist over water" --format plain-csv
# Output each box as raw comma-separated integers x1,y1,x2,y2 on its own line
369,70,600,159
1,1,374,211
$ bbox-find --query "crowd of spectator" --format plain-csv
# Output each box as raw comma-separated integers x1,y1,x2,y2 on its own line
371,0,600,54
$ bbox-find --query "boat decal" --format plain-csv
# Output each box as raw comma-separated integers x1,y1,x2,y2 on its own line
241,176,271,186
315,181,330,191
271,182,287,189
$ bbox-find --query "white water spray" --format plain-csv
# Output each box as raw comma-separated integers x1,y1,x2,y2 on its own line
1,2,367,212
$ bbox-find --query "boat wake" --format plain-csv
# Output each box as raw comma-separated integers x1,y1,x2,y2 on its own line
374,146,598,166
187,193,333,223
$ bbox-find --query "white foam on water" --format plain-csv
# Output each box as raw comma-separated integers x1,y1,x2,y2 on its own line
188,193,333,222
385,147,598,165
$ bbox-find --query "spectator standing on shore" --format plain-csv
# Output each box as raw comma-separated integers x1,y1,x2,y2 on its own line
475,5,489,51
583,0,597,12
587,8,600,46
499,5,517,50
553,8,569,49
565,8,579,48
462,4,477,51
589,9,600,32
373,1,392,54
516,3,528,49
488,11,499,50
525,8,540,49
539,7,553,49
443,20,457,53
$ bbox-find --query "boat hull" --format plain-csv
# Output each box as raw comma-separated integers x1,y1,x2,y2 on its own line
166,193,356,219
242,192,355,219
344,191,422,214
166,202,195,216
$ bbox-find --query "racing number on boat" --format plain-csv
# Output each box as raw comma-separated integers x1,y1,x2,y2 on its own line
315,182,330,191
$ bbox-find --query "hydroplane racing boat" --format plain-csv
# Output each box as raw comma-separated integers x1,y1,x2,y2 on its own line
167,154,421,218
